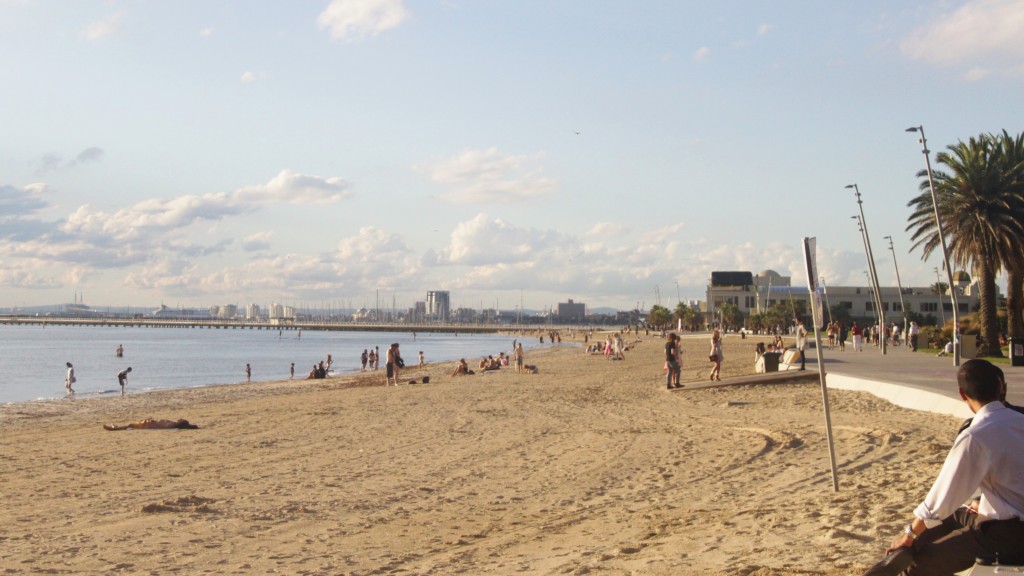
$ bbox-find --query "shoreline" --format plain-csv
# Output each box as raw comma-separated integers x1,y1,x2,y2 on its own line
0,334,961,575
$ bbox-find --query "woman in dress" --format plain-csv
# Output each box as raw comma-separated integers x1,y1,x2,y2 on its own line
709,329,723,381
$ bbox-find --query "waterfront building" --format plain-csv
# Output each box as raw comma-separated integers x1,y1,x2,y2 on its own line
705,269,982,328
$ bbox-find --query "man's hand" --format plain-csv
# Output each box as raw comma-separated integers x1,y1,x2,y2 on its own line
887,533,914,554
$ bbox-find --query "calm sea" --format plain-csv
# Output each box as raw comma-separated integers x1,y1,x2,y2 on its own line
0,324,540,405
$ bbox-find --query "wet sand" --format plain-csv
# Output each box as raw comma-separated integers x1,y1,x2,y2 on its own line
0,332,961,575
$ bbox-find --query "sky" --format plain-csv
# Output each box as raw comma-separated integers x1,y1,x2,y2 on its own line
1,0,1023,313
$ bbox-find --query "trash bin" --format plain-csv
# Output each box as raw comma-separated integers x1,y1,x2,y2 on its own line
1011,337,1024,367
763,352,780,373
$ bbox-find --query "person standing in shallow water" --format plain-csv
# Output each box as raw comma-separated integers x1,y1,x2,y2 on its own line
65,362,76,395
117,367,132,396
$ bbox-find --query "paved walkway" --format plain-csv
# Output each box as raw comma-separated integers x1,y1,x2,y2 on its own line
811,342,1023,419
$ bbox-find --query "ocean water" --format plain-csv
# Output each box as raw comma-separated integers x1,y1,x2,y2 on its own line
0,324,539,405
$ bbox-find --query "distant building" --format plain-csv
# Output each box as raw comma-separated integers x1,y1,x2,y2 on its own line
412,301,426,323
245,303,260,321
705,268,983,328
426,291,450,323
557,299,586,322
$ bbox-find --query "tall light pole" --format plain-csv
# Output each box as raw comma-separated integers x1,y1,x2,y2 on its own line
850,206,886,355
853,217,880,327
675,281,680,305
884,235,909,346
907,126,960,366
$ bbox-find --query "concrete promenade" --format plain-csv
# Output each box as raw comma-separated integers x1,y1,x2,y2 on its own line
814,342,1024,419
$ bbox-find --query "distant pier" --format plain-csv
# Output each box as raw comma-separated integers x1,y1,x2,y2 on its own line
0,316,522,334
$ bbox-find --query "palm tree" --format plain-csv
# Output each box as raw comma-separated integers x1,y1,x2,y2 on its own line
906,133,1024,357
993,130,1024,340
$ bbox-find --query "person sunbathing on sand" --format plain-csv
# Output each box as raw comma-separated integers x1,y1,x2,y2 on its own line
452,358,472,376
103,419,199,431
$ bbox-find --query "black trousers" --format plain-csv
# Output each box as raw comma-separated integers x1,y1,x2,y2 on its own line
909,508,1024,575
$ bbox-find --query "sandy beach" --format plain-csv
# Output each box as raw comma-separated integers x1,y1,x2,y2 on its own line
0,332,963,575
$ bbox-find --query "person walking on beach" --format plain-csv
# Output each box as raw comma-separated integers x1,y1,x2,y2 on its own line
246,363,251,383
862,359,1024,575
514,343,525,374
374,346,380,370
117,367,132,396
290,362,295,379
385,343,402,385
361,349,368,371
418,350,425,367
665,334,681,389
65,362,76,395
709,329,723,381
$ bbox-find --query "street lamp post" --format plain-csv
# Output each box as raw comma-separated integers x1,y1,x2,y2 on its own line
907,126,960,366
849,194,887,356
884,235,909,346
853,217,881,328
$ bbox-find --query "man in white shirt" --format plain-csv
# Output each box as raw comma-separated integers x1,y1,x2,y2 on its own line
795,320,807,371
866,359,1024,575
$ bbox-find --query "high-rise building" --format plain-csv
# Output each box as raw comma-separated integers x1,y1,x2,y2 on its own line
426,291,450,323
557,299,586,322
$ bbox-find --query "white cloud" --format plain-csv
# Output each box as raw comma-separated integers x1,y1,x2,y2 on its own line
426,148,557,203
757,23,775,36
693,46,711,62
124,226,418,299
33,147,105,175
199,27,214,37
233,169,352,205
242,232,274,252
0,183,49,218
585,222,629,238
83,12,124,41
317,0,410,42
240,71,269,83
901,0,1024,76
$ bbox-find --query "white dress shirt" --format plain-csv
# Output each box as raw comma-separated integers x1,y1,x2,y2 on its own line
914,401,1024,526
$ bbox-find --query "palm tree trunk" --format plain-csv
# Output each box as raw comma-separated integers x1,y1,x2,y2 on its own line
978,259,1003,357
1008,265,1024,339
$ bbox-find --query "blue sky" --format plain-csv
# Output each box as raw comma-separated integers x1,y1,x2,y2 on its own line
1,0,1022,312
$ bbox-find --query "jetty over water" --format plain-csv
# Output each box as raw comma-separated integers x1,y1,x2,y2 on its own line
0,316,513,334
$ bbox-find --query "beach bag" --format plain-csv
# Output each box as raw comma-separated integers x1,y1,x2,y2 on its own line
709,353,718,362
396,357,405,368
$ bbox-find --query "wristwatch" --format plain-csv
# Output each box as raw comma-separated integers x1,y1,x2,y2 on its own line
904,524,918,540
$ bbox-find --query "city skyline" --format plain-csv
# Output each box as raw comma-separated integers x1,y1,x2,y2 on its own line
2,1,1022,310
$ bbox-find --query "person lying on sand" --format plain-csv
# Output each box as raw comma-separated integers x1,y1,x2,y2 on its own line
103,419,199,431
